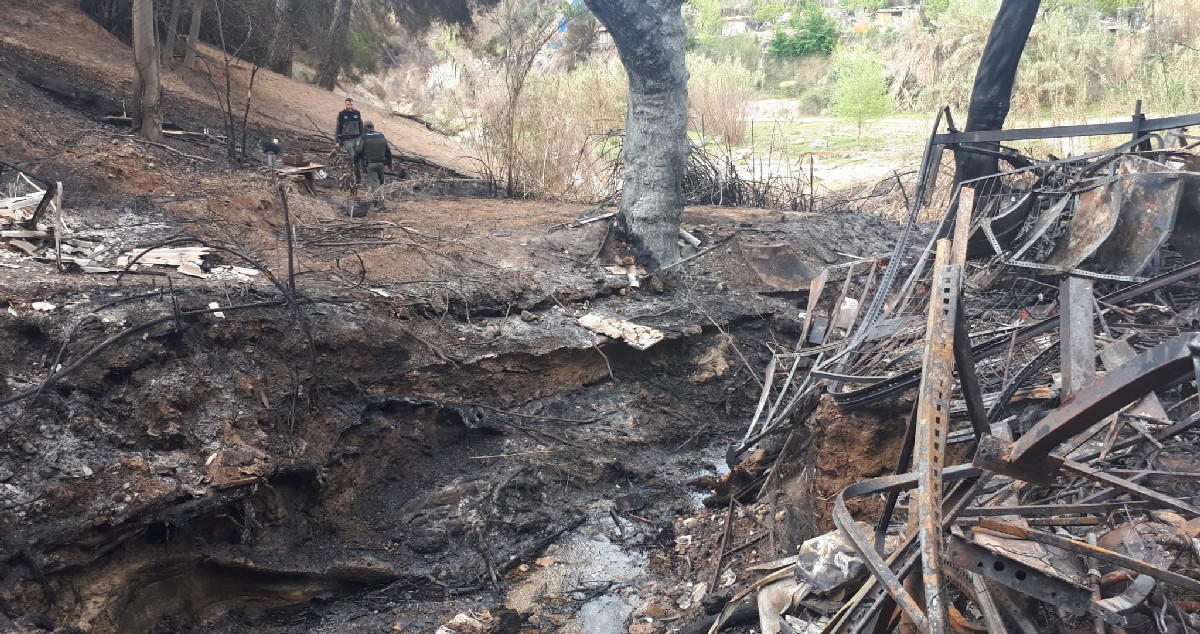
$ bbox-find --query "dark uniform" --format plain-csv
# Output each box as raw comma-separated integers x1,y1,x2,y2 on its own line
335,107,364,182
353,130,393,197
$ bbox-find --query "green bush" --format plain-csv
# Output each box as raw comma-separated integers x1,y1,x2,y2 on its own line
842,0,887,9
688,0,723,40
768,4,839,57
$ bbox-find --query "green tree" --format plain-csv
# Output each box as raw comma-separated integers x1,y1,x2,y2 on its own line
767,3,839,57
829,48,891,140
689,0,722,39
753,0,790,23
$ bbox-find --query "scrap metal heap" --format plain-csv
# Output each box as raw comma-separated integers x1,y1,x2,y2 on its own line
720,111,1200,634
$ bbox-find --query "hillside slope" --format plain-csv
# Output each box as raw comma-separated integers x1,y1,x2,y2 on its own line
0,0,478,176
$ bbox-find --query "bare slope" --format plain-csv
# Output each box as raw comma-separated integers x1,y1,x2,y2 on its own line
0,0,478,176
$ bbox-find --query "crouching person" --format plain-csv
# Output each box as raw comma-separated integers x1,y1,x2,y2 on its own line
353,121,393,208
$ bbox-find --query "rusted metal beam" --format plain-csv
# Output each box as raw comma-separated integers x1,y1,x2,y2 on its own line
974,334,1200,483
1061,459,1200,517
951,188,974,267
896,500,1151,517
912,240,959,634
944,534,1109,622
1099,337,1169,422
948,187,990,437
1061,276,1096,397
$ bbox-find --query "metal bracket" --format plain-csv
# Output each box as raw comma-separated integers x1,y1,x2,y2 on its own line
944,535,1126,626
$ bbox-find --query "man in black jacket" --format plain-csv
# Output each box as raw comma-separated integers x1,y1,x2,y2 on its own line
335,98,363,183
353,121,393,206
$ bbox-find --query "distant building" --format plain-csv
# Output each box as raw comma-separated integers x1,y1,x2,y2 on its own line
721,15,751,36
880,5,922,28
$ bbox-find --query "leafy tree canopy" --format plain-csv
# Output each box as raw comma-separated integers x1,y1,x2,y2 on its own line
753,0,791,23
767,3,839,57
829,47,891,137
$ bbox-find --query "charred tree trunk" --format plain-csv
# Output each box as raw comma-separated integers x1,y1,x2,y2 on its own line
161,0,183,68
316,0,352,91
955,0,1040,184
266,0,296,76
132,0,164,142
183,0,205,70
583,0,688,269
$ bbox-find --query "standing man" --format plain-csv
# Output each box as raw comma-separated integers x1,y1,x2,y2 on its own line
335,97,363,184
353,121,393,207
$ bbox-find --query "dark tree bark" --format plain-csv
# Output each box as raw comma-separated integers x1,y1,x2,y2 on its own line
316,0,352,90
955,0,1040,184
583,0,689,268
183,0,205,70
266,0,296,76
132,0,163,142
162,0,183,68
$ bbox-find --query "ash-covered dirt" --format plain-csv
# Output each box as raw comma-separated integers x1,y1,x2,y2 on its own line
0,200,900,634
0,6,909,631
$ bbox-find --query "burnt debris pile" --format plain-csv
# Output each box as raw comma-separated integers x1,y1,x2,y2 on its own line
716,113,1200,634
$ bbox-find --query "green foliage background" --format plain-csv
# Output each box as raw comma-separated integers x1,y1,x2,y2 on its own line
768,3,840,57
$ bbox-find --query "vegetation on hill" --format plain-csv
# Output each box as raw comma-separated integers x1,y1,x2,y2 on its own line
75,0,1200,196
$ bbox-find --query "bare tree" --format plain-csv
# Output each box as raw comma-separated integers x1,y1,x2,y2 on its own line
183,0,206,70
316,0,353,90
490,0,574,197
132,0,164,142
955,0,1040,184
198,0,260,162
266,0,296,75
583,0,688,268
162,0,184,68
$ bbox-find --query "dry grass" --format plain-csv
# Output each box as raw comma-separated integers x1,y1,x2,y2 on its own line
461,62,627,200
688,54,759,146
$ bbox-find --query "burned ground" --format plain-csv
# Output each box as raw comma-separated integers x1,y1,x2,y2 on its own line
7,3,1200,634
0,9,905,629
0,206,899,634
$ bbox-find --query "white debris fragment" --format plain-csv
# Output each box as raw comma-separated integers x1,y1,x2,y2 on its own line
31,301,57,311
208,302,225,318
434,611,492,634
178,262,206,278
578,313,665,351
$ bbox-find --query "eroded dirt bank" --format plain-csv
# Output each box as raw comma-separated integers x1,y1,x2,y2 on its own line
0,7,911,628
0,183,903,634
